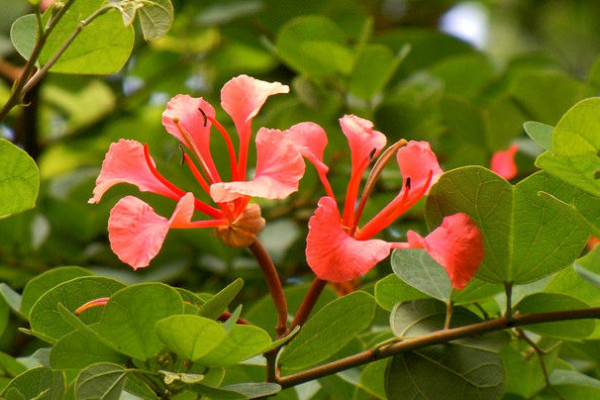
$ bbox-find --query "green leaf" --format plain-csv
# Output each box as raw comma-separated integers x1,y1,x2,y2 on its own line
194,324,273,367
385,343,505,400
93,283,183,360
0,139,40,219
515,293,594,340
0,352,26,377
426,168,589,284
536,97,600,197
275,15,351,78
0,284,22,317
546,246,600,306
360,360,387,400
21,266,93,319
574,263,600,289
374,274,428,311
137,0,174,40
75,363,128,400
10,14,37,61
391,249,452,303
279,291,376,372
176,288,206,315
199,278,244,320
544,369,600,399
50,328,126,372
0,367,53,400
30,276,126,342
348,44,404,100
12,0,134,74
155,315,227,361
523,121,553,151
193,382,281,399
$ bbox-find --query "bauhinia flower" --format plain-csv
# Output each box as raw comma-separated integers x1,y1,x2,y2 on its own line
294,115,484,289
490,143,518,180
90,75,305,269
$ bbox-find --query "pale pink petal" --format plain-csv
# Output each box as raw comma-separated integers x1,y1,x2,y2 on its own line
490,144,518,180
340,115,387,177
168,192,196,228
221,75,289,143
210,128,305,202
287,122,329,174
162,95,216,169
108,196,171,270
89,139,175,204
306,197,392,282
396,141,444,204
407,213,484,290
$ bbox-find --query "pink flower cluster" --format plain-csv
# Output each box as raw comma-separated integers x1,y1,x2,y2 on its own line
91,75,485,289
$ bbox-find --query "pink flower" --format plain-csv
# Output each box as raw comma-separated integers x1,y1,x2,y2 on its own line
298,115,484,289
90,75,305,269
490,144,518,180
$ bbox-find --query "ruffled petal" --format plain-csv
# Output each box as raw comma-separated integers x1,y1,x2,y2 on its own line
89,139,175,204
407,213,484,290
396,140,444,205
168,192,196,228
491,144,518,180
306,197,391,282
108,196,171,270
340,115,387,177
210,128,305,202
162,95,216,167
287,122,329,174
221,75,289,142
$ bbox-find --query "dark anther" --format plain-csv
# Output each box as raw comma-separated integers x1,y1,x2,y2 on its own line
198,107,208,127
178,144,185,165
405,177,411,189
369,148,377,162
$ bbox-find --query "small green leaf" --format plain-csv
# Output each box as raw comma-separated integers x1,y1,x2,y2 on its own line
0,367,53,400
0,139,40,219
137,0,174,40
199,278,244,320
348,44,404,100
30,276,125,342
93,283,183,360
385,343,505,400
75,363,128,400
21,266,93,319
515,293,594,339
156,315,227,361
574,263,600,289
192,382,281,399
0,284,22,317
195,324,273,367
523,121,553,151
10,14,37,61
391,249,452,303
279,291,376,371
374,274,428,311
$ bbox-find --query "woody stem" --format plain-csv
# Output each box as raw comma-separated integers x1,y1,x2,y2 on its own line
288,278,327,334
249,239,288,338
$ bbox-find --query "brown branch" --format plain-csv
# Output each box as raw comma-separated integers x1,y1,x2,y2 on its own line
287,278,327,335
249,239,288,338
277,306,600,388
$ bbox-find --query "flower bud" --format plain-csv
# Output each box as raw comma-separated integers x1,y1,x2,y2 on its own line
215,203,266,247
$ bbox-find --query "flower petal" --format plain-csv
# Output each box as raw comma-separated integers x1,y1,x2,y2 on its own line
340,115,387,177
221,75,289,142
407,213,484,290
491,144,518,180
89,139,175,204
287,122,329,174
108,196,171,270
168,192,196,228
396,140,443,204
162,94,216,167
306,197,391,282
210,128,305,202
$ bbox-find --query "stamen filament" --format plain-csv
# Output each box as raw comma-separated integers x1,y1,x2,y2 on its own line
177,218,230,229
319,172,336,200
204,113,239,181
354,140,406,228
237,127,252,180
173,119,221,183
182,153,211,194
143,144,186,198
341,156,373,230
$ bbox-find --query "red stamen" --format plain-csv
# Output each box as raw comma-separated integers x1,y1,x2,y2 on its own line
172,119,221,183
182,153,211,194
182,218,230,229
237,126,252,180
341,156,372,230
143,144,186,199
75,297,109,314
319,171,336,201
204,114,239,181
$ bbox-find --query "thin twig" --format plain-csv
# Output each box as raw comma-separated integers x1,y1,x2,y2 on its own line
249,240,288,338
276,306,600,388
504,281,513,321
287,278,327,335
444,301,453,330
